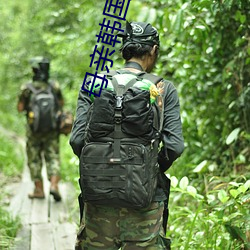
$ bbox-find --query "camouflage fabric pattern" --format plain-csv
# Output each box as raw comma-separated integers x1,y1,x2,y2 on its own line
26,130,60,181
75,201,170,250
18,80,63,181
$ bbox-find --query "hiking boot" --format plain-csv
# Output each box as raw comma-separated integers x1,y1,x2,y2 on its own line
50,175,62,202
28,180,45,199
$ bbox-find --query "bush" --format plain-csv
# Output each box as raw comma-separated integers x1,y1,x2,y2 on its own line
0,207,20,250
0,134,24,177
167,175,250,249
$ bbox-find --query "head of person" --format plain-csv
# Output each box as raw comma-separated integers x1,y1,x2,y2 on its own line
118,21,160,73
30,57,50,82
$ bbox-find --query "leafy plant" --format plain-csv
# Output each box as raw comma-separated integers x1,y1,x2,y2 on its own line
0,206,20,249
0,0,249,248
168,175,250,249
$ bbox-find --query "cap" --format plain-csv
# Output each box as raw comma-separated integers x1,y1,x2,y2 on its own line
29,57,50,69
29,57,50,82
118,21,160,51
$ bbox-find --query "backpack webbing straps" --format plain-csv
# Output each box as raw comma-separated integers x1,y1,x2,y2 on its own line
110,77,123,160
137,72,163,86
110,76,139,160
111,75,138,96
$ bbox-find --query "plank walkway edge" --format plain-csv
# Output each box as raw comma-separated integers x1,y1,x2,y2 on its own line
8,163,79,250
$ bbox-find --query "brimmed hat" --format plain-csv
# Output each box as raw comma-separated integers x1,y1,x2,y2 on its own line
118,21,160,51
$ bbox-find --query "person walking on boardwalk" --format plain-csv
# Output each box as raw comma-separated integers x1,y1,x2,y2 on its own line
70,21,185,249
17,57,64,201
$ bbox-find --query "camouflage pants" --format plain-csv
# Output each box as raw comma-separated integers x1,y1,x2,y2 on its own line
75,201,170,250
26,131,60,181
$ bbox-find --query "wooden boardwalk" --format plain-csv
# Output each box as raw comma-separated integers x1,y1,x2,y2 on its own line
8,164,78,250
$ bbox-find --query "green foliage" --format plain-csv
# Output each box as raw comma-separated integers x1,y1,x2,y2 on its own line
0,0,249,248
0,134,24,177
60,135,79,190
168,175,250,249
0,207,20,250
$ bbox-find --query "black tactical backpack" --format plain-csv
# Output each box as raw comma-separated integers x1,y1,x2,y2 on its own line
79,71,164,209
27,82,59,133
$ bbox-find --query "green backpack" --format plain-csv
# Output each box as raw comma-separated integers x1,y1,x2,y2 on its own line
80,71,164,209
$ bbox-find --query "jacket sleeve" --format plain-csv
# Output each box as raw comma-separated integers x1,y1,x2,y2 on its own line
158,80,185,171
69,89,92,158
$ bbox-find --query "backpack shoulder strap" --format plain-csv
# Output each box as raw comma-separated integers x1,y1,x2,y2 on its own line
111,75,138,96
100,70,118,79
27,82,53,93
47,80,56,92
26,83,39,94
137,72,163,85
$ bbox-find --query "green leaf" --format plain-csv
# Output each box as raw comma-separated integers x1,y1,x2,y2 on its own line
218,190,229,203
244,180,250,190
171,176,178,188
193,160,208,173
227,212,243,221
187,185,197,197
179,176,189,190
237,185,247,194
224,223,247,242
229,189,239,198
226,128,241,145
206,194,216,204
172,9,183,34
229,181,240,187
240,193,250,204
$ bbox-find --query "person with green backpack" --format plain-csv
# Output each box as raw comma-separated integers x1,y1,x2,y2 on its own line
17,57,64,201
70,21,185,249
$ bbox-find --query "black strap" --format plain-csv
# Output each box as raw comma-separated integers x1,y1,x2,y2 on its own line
83,169,127,176
137,72,163,86
158,172,171,233
82,157,143,165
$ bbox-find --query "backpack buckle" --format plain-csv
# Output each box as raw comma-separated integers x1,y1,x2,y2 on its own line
115,113,122,124
115,96,123,110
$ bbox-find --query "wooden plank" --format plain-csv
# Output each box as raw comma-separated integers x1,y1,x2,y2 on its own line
61,182,79,224
8,181,33,220
16,181,33,224
50,182,77,223
11,224,31,250
8,156,79,250
31,223,54,250
18,186,33,225
21,163,31,182
50,196,67,223
30,195,49,224
8,182,27,217
52,222,76,250
30,167,50,224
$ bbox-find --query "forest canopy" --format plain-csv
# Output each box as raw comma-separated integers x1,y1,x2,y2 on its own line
0,0,249,249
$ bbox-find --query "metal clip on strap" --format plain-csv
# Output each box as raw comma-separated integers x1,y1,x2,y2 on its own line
115,96,123,110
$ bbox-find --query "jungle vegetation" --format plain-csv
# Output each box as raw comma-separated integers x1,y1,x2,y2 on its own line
0,0,249,249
